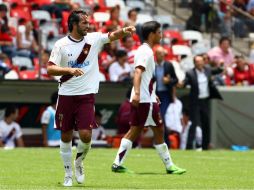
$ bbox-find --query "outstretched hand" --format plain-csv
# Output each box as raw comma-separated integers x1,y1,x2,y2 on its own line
123,26,136,35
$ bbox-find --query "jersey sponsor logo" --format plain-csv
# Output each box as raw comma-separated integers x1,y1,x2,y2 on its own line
68,60,90,68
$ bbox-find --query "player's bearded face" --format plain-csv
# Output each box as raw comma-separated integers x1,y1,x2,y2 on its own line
77,15,89,36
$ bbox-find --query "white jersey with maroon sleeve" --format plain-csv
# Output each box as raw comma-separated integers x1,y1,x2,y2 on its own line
0,120,23,148
130,43,157,103
48,32,110,95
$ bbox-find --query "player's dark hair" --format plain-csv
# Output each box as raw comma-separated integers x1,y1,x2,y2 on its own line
115,50,127,59
51,91,58,105
68,9,88,32
5,105,17,118
141,21,161,41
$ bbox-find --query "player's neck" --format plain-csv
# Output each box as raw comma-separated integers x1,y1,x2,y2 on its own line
69,32,84,41
4,117,13,125
144,40,153,49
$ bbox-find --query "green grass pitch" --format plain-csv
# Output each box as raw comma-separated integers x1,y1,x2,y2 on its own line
0,148,253,189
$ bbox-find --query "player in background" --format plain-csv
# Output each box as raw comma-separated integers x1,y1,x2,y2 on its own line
47,9,136,187
41,91,60,147
0,105,24,149
112,21,186,174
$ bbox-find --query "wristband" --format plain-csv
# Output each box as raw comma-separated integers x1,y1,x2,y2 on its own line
123,28,128,34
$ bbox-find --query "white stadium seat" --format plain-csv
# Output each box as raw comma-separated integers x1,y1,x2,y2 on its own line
182,30,204,43
12,56,33,69
32,10,51,21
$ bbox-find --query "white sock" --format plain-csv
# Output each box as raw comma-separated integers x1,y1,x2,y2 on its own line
75,140,91,165
60,140,72,176
154,143,174,169
113,138,132,166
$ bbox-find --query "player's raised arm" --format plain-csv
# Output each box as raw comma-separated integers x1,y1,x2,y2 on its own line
109,26,136,42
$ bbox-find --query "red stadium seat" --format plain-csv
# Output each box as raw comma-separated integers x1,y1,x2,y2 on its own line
26,0,52,6
163,46,178,61
10,5,32,20
19,70,38,80
163,30,187,46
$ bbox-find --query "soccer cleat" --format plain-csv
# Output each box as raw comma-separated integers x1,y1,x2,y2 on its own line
111,163,129,173
74,161,85,184
166,164,186,175
63,176,73,187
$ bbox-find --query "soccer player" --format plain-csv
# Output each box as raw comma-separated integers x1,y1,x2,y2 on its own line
41,91,60,147
0,105,24,148
112,21,186,174
47,9,136,187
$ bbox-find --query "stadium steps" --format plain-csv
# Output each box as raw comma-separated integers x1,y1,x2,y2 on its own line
154,0,250,57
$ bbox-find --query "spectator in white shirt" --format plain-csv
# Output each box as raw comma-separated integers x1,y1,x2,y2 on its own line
109,50,131,82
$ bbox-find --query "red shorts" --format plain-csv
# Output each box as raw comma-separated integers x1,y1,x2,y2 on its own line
129,102,163,127
55,94,97,132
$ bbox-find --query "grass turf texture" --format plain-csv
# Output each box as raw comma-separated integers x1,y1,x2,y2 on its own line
0,148,253,190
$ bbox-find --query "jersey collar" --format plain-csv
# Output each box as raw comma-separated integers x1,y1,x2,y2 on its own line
68,35,84,43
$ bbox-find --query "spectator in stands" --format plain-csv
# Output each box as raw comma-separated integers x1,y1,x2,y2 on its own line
109,50,131,82
127,8,138,26
154,45,178,146
207,36,234,68
40,51,54,80
247,0,254,15
41,92,60,147
0,4,15,58
186,0,217,32
92,111,107,141
99,41,117,79
17,20,39,58
40,0,72,20
182,55,223,150
227,55,254,85
218,0,248,38
0,53,11,79
120,35,137,65
0,105,24,148
105,5,124,30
